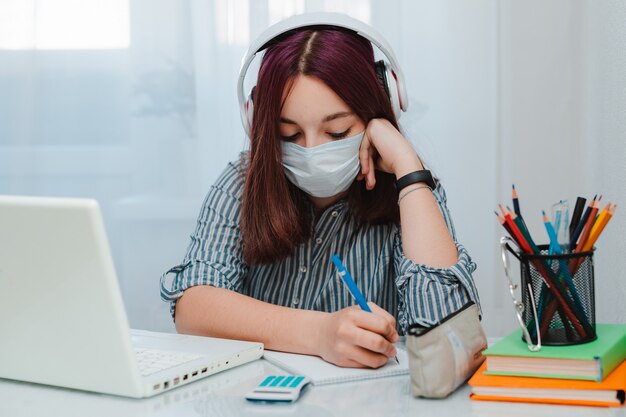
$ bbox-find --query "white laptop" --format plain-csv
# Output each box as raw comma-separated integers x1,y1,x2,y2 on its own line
0,195,264,398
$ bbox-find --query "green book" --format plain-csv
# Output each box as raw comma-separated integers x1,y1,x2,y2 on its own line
484,324,626,381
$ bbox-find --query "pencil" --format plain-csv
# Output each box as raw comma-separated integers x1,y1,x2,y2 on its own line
544,197,603,340
572,197,601,254
570,195,596,250
496,205,588,339
542,210,586,322
569,196,587,238
499,205,532,253
507,207,589,336
495,211,514,237
542,211,561,253
569,204,617,274
583,203,613,251
512,184,521,217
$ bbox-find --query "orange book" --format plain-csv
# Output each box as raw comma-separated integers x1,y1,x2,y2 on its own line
469,360,626,407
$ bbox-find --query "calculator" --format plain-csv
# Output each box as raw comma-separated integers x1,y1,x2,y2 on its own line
245,375,311,403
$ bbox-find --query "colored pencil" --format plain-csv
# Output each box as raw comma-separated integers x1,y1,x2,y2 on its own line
495,211,514,237
508,208,586,338
496,192,617,345
503,207,589,338
572,197,601,255
512,184,521,217
569,195,596,250
569,196,587,238
499,205,532,254
583,203,614,252
569,204,617,274
543,211,561,254
545,197,601,337
542,211,586,323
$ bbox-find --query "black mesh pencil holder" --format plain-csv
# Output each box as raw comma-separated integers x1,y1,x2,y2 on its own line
501,238,597,348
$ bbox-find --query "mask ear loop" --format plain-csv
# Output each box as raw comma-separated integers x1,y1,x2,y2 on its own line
500,236,542,352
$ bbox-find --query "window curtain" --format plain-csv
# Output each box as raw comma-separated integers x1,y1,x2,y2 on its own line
3,0,623,335
0,0,385,332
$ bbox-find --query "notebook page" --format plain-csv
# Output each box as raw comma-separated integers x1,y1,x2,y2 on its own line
263,345,409,385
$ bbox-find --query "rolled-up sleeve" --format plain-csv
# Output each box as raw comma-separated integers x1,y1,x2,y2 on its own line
160,161,248,320
393,183,480,332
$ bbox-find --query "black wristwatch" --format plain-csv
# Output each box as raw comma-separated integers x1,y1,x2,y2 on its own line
395,170,436,191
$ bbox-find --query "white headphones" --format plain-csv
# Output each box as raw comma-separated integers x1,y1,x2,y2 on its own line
237,12,409,137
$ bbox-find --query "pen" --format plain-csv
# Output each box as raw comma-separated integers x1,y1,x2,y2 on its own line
331,254,399,364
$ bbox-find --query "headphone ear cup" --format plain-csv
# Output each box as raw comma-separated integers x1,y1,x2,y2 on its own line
374,60,401,120
374,60,390,98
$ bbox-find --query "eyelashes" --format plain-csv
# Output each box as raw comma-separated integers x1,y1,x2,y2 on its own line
281,128,351,142
281,133,300,142
328,129,351,139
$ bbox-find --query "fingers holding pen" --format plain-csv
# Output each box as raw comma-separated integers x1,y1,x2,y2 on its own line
349,309,398,362
319,306,399,368
366,302,400,343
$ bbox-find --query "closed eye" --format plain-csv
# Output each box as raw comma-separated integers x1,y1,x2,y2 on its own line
328,129,350,139
281,133,300,142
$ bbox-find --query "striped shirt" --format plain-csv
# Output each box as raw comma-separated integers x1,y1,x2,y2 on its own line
160,157,480,334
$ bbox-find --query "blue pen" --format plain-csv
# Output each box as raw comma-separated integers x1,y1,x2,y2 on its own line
331,254,398,363
331,255,371,312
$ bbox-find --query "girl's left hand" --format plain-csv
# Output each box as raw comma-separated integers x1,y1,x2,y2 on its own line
357,118,423,190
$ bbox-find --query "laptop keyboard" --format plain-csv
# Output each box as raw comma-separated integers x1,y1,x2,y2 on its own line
135,348,202,376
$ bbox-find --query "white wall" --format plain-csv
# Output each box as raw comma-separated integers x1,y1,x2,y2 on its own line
580,0,626,323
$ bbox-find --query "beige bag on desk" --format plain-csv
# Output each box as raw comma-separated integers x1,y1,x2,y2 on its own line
406,302,487,398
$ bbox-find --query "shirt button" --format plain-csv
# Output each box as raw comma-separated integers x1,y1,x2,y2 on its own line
331,211,339,218
300,266,307,273
315,237,323,245
292,297,299,306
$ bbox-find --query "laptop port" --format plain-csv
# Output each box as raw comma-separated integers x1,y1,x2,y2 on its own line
173,377,180,386
192,371,198,377
153,383,161,390
183,374,188,381
164,381,170,389
201,368,208,373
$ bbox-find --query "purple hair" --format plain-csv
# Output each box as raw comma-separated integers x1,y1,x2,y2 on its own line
241,27,400,265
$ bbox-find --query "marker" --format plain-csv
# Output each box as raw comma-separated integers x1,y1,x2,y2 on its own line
331,254,398,364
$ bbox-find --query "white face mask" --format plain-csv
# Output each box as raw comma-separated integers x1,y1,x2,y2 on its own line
281,132,364,198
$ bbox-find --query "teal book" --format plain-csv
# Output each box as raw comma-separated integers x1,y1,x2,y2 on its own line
484,324,626,381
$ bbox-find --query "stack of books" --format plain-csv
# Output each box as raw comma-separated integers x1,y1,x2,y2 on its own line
469,323,626,407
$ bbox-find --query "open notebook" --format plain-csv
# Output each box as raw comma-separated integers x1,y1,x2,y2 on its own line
263,345,409,385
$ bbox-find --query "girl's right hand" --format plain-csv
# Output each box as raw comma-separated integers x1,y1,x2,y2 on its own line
317,302,400,368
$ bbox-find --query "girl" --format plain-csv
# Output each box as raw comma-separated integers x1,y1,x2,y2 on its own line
161,13,480,369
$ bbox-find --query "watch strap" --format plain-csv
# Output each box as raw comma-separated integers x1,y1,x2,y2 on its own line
396,170,436,191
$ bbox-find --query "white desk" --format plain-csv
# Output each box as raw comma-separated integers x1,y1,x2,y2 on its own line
0,359,624,417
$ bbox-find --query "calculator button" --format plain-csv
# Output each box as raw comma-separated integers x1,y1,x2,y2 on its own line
280,376,295,387
290,376,304,387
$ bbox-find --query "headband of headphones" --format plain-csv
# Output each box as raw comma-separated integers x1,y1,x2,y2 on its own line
237,12,408,137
